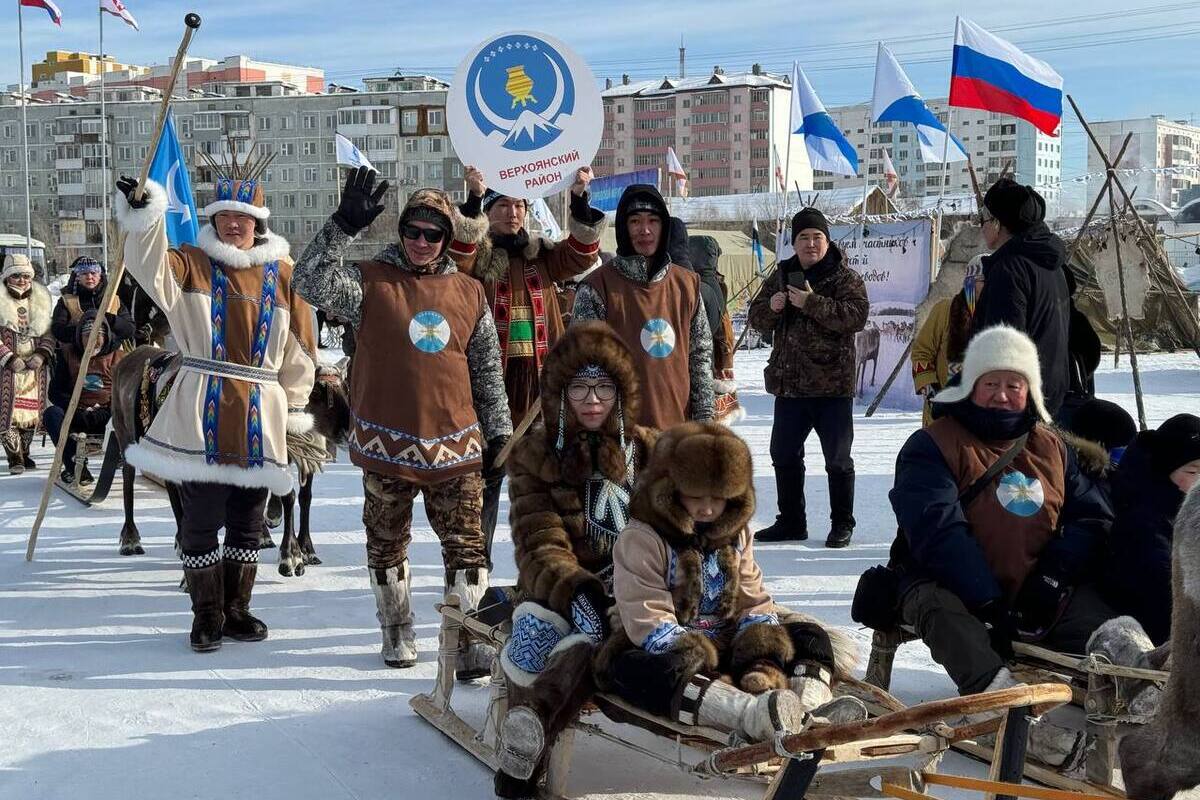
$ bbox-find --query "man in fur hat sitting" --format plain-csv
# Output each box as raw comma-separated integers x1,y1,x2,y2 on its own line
888,326,1114,700
450,165,606,570
294,167,512,679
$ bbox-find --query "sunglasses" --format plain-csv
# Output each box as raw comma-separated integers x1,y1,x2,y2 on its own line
401,224,446,244
567,381,617,402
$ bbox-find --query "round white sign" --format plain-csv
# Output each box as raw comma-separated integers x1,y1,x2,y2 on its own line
448,31,603,200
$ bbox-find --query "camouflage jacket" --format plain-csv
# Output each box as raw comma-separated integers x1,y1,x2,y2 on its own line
748,244,869,398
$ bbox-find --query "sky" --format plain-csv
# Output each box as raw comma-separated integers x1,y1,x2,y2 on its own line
3,0,1199,206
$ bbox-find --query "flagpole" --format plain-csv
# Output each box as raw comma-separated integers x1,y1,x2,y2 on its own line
100,5,110,271
782,61,796,222
16,0,36,278
936,106,954,207
861,113,871,234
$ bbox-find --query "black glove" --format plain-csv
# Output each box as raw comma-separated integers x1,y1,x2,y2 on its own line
976,600,1016,661
116,176,148,209
570,581,613,644
459,191,483,219
332,166,389,236
481,435,510,482
1012,570,1071,639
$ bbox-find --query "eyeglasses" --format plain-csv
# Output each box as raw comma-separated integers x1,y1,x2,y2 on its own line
567,381,617,402
401,224,446,244
979,212,997,226
7,274,31,282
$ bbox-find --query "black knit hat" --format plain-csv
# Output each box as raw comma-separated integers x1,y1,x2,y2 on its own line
402,205,452,238
791,207,830,243
481,189,527,213
1151,413,1200,477
984,177,1046,234
1068,398,1136,454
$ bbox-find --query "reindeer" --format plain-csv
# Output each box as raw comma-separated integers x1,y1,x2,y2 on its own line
854,322,881,398
110,345,350,577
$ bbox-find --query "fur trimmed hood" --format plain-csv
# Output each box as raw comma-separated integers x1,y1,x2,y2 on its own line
628,421,755,551
472,212,604,284
0,281,52,336
1059,428,1113,480
196,225,291,270
540,320,642,485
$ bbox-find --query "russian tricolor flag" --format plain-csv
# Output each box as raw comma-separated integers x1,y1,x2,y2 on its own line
20,0,63,25
950,17,1062,136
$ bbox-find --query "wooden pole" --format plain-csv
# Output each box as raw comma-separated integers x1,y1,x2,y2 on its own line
1062,134,1132,268
26,14,202,562
1067,94,1200,359
494,403,541,470
1106,182,1148,431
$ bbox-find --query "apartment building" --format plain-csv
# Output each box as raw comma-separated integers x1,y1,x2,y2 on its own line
1087,115,1200,209
0,73,458,268
597,65,812,197
821,100,1062,205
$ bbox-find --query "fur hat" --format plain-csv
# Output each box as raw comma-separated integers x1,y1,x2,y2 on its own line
540,320,640,485
984,177,1046,234
1,253,34,283
204,177,270,221
791,207,830,243
627,421,755,550
400,188,458,256
932,325,1050,422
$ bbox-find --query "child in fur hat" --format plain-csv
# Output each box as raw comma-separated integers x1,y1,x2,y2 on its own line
596,421,863,743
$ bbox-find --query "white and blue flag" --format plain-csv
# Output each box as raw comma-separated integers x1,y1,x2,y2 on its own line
872,43,968,164
791,62,858,177
335,133,375,171
147,113,199,246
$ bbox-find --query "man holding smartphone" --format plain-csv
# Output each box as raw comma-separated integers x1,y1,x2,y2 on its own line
748,208,869,548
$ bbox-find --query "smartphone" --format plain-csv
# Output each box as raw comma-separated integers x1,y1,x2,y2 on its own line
786,271,807,289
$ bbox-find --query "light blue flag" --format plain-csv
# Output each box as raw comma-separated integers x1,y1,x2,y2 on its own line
147,113,199,246
791,62,859,177
872,43,968,163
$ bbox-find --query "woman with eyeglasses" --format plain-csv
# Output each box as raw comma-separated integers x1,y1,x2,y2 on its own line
0,253,54,474
492,320,656,799
294,167,512,679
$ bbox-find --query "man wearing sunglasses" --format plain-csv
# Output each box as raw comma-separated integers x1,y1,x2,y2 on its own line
450,165,606,571
294,167,512,679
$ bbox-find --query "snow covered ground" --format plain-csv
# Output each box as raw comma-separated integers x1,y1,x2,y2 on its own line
1,349,1196,800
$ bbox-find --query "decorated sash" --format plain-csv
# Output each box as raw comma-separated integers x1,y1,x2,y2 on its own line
492,261,549,371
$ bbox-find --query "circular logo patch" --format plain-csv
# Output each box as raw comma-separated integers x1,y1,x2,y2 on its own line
409,310,450,354
996,471,1045,517
640,318,676,359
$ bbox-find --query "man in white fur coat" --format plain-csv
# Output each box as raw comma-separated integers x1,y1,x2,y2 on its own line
115,174,316,653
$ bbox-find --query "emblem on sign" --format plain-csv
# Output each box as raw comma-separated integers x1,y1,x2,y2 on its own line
465,34,574,152
449,30,603,199
996,470,1045,517
640,318,676,358
409,310,450,354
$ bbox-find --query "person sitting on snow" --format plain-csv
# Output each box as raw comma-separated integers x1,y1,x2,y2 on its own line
494,320,657,799
595,421,863,745
888,326,1115,699
1099,413,1200,645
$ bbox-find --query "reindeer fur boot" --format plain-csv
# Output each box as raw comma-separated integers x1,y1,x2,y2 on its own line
370,563,417,668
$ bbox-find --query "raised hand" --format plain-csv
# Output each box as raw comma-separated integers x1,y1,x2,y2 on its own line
332,166,389,236
116,176,148,209
464,165,486,198
571,166,594,197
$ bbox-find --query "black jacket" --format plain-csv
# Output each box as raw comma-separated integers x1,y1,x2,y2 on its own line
1101,434,1185,645
686,234,726,352
49,278,134,407
972,222,1071,415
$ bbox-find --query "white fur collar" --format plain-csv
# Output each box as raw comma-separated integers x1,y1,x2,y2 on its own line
0,282,52,335
197,225,291,269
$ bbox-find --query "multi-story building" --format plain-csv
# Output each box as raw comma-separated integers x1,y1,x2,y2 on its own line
0,73,459,270
1087,115,1200,209
597,65,812,197
821,100,1063,206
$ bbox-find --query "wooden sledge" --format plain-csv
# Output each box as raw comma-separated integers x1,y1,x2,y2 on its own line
865,626,1169,795
411,597,1075,800
55,429,122,506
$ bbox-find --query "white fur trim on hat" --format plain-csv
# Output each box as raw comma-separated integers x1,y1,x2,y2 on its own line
931,324,1049,422
1,253,34,282
197,225,290,270
113,179,169,233
203,199,271,221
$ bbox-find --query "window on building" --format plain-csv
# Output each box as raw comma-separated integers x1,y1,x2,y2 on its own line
371,109,392,125
339,109,367,126
303,141,318,156
405,164,419,182
401,109,419,132
194,113,220,131
304,167,318,183
427,109,444,130
281,116,294,130
282,194,297,208
428,137,444,154
280,142,296,157
303,114,318,129
303,193,315,208
427,162,443,180
257,142,274,157
325,141,335,156
258,117,271,131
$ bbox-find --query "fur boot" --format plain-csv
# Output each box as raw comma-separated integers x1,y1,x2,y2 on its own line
1087,616,1162,717
371,563,417,668
183,558,224,652
680,674,806,742
221,556,268,641
448,567,496,681
1120,487,1200,800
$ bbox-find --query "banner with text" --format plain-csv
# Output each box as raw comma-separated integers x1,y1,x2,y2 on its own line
588,168,660,213
830,221,933,411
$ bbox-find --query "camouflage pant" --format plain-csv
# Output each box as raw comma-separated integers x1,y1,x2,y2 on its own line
362,469,487,576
